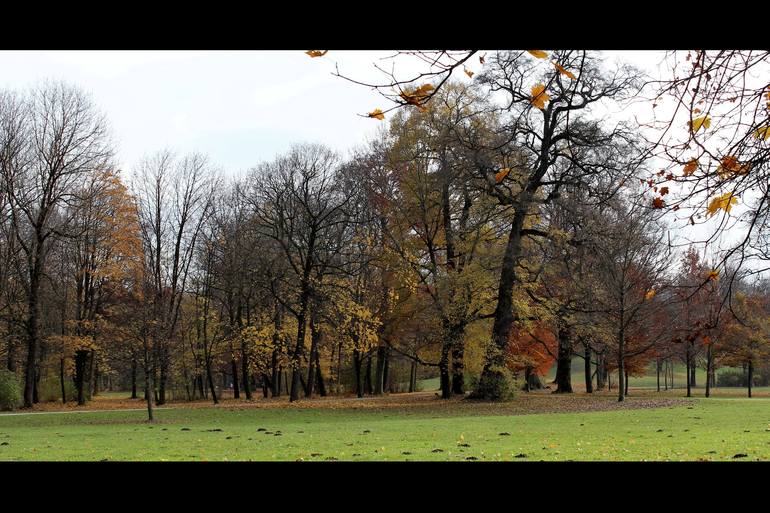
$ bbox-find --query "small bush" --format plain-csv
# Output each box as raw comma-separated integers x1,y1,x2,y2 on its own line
37,376,77,403
468,367,516,401
717,368,768,387
0,370,22,411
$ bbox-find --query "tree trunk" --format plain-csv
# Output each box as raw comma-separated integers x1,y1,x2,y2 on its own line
690,362,696,388
656,359,660,392
624,369,629,396
584,343,593,394
748,359,753,398
241,343,252,400
554,326,573,393
59,357,67,404
306,317,321,399
23,267,42,408
474,209,529,400
409,361,417,393
353,349,363,398
705,345,712,398
74,349,89,405
451,324,466,395
315,349,327,397
131,357,138,399
374,344,387,396
144,338,154,422
231,358,240,399
205,357,218,405
686,345,692,398
364,356,373,395
439,334,451,399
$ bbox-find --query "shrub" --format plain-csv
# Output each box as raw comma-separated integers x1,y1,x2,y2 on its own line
468,366,516,401
37,376,77,403
716,368,768,387
0,370,22,411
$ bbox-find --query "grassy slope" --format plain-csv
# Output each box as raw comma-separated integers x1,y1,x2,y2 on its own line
2,394,769,461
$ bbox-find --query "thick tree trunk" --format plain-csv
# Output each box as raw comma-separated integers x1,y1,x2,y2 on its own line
523,367,544,391
409,361,417,393
157,350,167,405
205,357,218,405
624,369,629,396
439,336,451,399
474,209,529,400
144,339,154,422
656,359,661,392
23,268,42,408
306,318,321,399
450,323,466,395
596,353,607,390
74,350,89,405
554,326,573,393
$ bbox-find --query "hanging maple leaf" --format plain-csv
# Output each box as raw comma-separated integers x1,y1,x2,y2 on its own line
683,159,698,176
464,68,474,78
645,289,656,300
527,50,548,59
554,63,576,80
707,192,738,216
495,168,511,183
530,84,550,110
400,84,435,111
659,186,670,196
479,54,486,65
305,50,328,58
753,126,770,140
368,109,385,120
707,269,719,281
717,155,750,178
689,116,711,133
652,197,665,209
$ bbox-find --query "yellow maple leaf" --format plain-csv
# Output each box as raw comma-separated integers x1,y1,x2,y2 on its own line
530,84,550,110
527,50,549,59
554,63,576,80
707,269,719,281
305,50,328,58
464,68,474,78
495,168,511,183
753,126,770,141
683,159,698,176
645,289,656,300
689,116,711,133
707,192,738,216
400,84,435,110
368,109,385,121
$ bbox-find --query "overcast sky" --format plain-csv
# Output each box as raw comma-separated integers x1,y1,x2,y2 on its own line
0,50,666,177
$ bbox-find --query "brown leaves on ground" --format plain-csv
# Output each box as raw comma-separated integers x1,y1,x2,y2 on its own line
19,390,693,419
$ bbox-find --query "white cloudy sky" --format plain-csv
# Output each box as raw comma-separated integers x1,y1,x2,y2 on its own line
0,50,667,177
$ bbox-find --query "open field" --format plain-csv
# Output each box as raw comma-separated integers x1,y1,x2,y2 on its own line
2,389,770,461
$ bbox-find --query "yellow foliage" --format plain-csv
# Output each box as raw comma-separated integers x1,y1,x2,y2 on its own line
689,116,711,133
527,50,548,59
368,109,385,120
707,192,738,216
530,84,550,110
554,63,576,80
305,50,328,58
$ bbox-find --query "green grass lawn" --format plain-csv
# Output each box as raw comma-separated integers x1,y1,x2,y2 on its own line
2,395,770,461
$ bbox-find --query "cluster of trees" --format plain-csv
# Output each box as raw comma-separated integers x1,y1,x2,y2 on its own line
2,51,770,418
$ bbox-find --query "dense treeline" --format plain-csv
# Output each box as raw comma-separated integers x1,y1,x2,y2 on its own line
1,51,769,416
